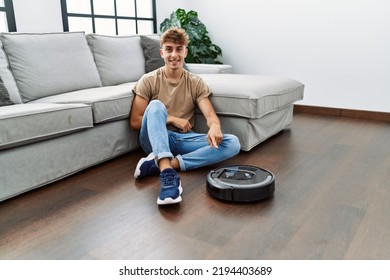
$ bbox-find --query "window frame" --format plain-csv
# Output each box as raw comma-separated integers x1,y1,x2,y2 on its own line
0,0,17,32
60,0,157,35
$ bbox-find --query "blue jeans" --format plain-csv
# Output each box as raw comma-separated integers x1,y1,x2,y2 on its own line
139,100,241,171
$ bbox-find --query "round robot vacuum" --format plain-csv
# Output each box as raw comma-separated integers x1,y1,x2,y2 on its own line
206,165,275,202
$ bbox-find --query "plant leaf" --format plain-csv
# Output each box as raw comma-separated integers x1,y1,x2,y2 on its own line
159,8,223,64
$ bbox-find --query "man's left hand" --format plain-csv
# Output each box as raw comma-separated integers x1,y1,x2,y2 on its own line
207,123,223,148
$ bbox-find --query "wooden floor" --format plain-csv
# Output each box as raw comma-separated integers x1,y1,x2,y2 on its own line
1,112,389,260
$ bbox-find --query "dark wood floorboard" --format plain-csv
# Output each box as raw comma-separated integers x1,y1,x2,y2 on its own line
0,112,389,260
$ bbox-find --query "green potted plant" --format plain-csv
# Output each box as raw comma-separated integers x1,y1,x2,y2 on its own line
160,8,223,64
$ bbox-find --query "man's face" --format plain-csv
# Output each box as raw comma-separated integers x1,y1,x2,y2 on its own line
160,41,187,70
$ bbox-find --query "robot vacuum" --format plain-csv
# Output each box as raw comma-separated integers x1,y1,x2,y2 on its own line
206,165,275,202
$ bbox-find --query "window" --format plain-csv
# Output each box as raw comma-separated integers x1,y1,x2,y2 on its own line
61,0,157,35
0,0,16,32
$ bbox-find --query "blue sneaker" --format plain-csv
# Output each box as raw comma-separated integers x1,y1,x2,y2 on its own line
157,168,183,205
134,153,160,179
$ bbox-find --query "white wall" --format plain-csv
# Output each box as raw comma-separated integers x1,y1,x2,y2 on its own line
158,0,390,113
11,0,390,113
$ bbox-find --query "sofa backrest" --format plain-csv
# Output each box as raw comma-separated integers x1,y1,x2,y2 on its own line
0,32,102,103
86,34,147,86
0,32,162,103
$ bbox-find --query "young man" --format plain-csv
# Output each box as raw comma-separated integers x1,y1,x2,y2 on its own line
130,27,240,205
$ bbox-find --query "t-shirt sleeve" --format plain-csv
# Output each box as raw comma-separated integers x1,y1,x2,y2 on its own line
133,75,153,101
195,78,212,104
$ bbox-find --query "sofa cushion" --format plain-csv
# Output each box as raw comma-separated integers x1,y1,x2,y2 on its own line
0,76,13,106
199,74,304,118
186,63,233,74
0,39,21,103
32,82,136,124
140,35,164,73
86,34,145,86
0,32,102,102
0,103,93,150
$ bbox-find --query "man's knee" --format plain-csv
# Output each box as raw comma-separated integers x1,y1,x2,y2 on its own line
226,134,241,156
145,100,167,116
148,100,165,109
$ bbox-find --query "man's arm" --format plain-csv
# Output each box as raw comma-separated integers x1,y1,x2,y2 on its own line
130,95,148,130
130,94,192,132
167,115,192,132
197,97,223,148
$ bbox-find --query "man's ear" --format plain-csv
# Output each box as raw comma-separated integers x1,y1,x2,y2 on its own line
160,48,163,58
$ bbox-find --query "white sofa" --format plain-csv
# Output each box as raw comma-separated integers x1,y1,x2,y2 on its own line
0,32,304,202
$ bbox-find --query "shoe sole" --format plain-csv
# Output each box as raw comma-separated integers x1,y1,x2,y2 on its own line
157,185,183,205
134,153,156,179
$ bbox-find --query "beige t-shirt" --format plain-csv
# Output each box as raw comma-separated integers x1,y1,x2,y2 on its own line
133,68,211,129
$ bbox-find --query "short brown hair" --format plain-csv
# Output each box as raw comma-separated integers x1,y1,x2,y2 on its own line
160,27,189,47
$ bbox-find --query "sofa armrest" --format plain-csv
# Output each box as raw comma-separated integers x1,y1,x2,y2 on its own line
186,63,233,74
